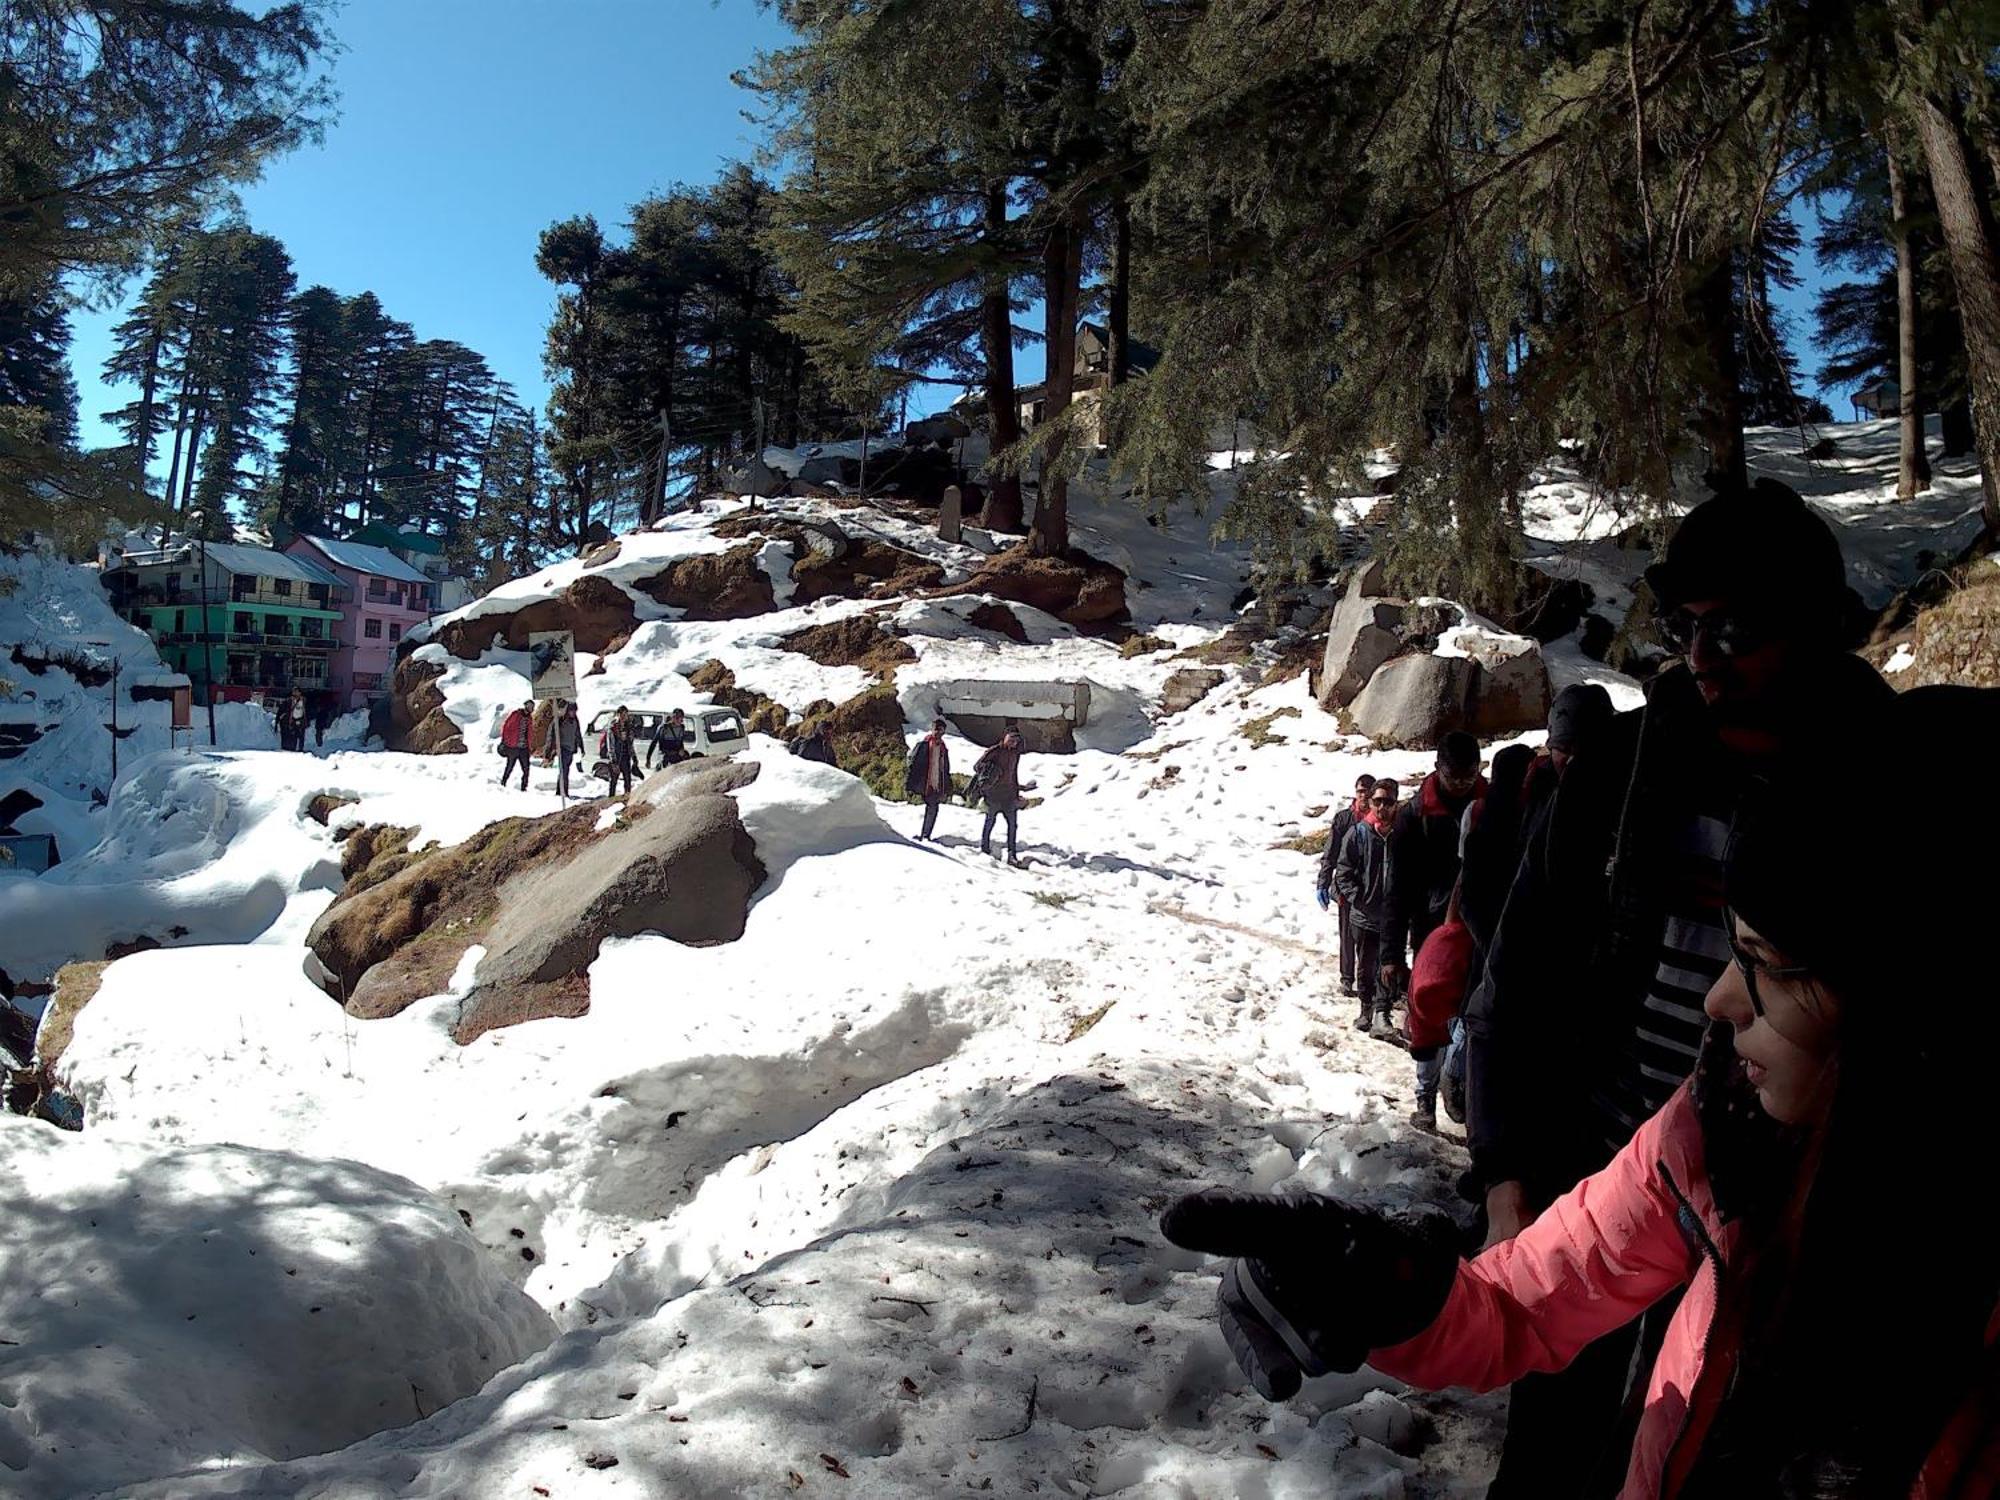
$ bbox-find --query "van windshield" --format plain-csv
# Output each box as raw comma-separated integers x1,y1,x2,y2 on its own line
701,712,744,738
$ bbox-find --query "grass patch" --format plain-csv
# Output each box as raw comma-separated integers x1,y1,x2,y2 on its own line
1031,889,1073,908
1118,632,1171,658
1240,705,1301,747
1270,827,1331,855
1065,1000,1115,1041
1129,738,1191,762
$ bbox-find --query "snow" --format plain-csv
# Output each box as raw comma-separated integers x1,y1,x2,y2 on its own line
8,417,1976,1497
0,1113,551,1498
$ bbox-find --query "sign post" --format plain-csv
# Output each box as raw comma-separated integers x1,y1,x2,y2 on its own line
527,631,578,703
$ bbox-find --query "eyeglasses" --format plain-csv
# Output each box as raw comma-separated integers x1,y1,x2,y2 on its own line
1723,910,1813,1017
1662,606,1768,659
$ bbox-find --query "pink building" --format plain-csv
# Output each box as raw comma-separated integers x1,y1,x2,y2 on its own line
284,535,435,710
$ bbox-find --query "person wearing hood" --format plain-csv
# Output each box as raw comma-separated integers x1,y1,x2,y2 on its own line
1161,718,2000,1500
543,699,583,799
1381,730,1486,997
905,718,954,841
1317,773,1378,997
1459,480,1894,1498
1332,778,1400,1034
972,728,1034,865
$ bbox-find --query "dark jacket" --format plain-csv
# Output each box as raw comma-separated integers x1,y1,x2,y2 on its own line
972,742,1023,809
653,717,688,763
905,735,952,799
792,728,837,765
544,713,582,757
1461,657,1894,1200
604,716,639,764
1332,818,1393,931
1317,797,1365,898
1384,771,1485,963
1457,747,1554,958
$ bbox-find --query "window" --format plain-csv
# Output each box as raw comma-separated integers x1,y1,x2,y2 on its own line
364,618,383,639
272,578,292,596
388,623,402,641
234,613,253,634
265,614,287,636
368,578,387,598
411,587,429,611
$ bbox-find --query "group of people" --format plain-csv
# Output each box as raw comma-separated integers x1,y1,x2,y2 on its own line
904,717,1036,862
1173,483,2000,1499
272,687,336,752
496,699,695,799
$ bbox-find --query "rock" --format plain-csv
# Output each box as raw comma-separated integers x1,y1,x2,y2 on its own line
435,574,640,659
685,661,790,738
778,615,916,678
1578,613,1616,661
1506,576,1594,644
1349,555,1389,596
938,486,964,544
797,519,852,560
1468,646,1554,737
791,537,945,604
952,545,1129,630
35,960,109,1073
458,761,766,1041
1804,436,1839,460
383,656,464,755
1161,668,1227,714
632,544,777,620
1316,571,1406,710
304,793,356,827
1896,559,2000,688
966,601,1028,642
1348,654,1477,748
579,538,623,569
906,413,970,445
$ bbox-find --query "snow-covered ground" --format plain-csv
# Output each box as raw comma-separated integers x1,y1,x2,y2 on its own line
0,417,1977,1498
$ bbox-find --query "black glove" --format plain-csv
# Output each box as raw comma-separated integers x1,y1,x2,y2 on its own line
1160,1188,1460,1401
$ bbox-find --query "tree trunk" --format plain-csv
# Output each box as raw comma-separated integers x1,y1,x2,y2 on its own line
1885,138,1933,499
979,185,1025,533
1695,257,1748,492
1108,196,1132,388
1028,210,1081,560
1910,90,2000,535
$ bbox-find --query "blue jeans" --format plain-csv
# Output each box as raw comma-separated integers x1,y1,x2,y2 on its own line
981,804,1018,857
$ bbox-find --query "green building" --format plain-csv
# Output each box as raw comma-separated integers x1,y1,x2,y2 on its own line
102,540,348,704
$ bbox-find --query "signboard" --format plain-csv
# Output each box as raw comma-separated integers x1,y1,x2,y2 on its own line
527,631,578,703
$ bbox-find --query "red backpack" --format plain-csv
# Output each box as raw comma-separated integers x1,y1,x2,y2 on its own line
1406,915,1475,1050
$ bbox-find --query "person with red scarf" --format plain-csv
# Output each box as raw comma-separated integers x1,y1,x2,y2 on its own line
1316,773,1377,997
905,718,953,841
1331,778,1400,1034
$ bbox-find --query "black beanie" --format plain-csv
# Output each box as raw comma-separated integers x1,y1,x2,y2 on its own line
1547,682,1614,753
1644,480,1848,631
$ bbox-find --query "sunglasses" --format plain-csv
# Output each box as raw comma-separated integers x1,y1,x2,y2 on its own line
1662,606,1769,658
1369,795,1397,807
1723,909,1812,1017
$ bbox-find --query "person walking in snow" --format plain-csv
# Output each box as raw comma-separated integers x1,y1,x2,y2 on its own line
647,707,688,770
498,699,535,791
1317,773,1377,997
313,692,334,749
1332,778,1399,1034
972,728,1034,865
791,722,837,766
1160,725,2000,1500
543,699,582,799
905,718,953,841
603,704,640,797
1380,730,1485,998
1461,483,1895,1497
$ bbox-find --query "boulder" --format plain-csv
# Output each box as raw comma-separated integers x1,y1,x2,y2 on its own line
778,614,916,677
1348,555,1389,597
434,574,640,659
579,538,623,570
1506,576,1594,644
1896,559,2000,688
1348,654,1477,748
458,761,766,1041
1161,668,1227,715
938,486,964,544
791,537,945,604
383,655,465,755
967,601,1028,642
1468,646,1554,737
631,543,777,619
952,545,1129,630
797,519,852,560
1316,571,1406,710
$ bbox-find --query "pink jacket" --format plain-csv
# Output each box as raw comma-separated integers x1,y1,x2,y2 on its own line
1370,1086,1999,1500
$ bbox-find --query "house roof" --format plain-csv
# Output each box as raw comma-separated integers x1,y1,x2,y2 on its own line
188,541,344,589
295,534,432,584
347,520,445,556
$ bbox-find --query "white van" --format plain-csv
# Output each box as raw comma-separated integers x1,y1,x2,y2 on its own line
586,706,749,768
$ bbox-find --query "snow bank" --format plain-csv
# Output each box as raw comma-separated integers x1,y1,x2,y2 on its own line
0,1113,551,1497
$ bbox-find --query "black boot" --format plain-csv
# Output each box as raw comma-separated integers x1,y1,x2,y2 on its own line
1409,1094,1437,1131
1354,1002,1373,1031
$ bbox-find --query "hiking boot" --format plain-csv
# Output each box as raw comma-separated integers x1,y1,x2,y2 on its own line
1353,1005,1373,1031
1372,1009,1398,1040
1340,980,1358,998
1410,1096,1438,1132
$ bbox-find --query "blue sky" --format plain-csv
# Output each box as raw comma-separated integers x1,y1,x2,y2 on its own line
67,0,1851,454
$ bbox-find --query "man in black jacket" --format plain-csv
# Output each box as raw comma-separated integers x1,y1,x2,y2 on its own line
1463,481,1892,1499
1332,778,1399,1032
1380,730,1484,996
1316,773,1376,996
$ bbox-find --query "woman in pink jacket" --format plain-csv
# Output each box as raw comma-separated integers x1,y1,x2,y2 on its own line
1164,737,1999,1499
